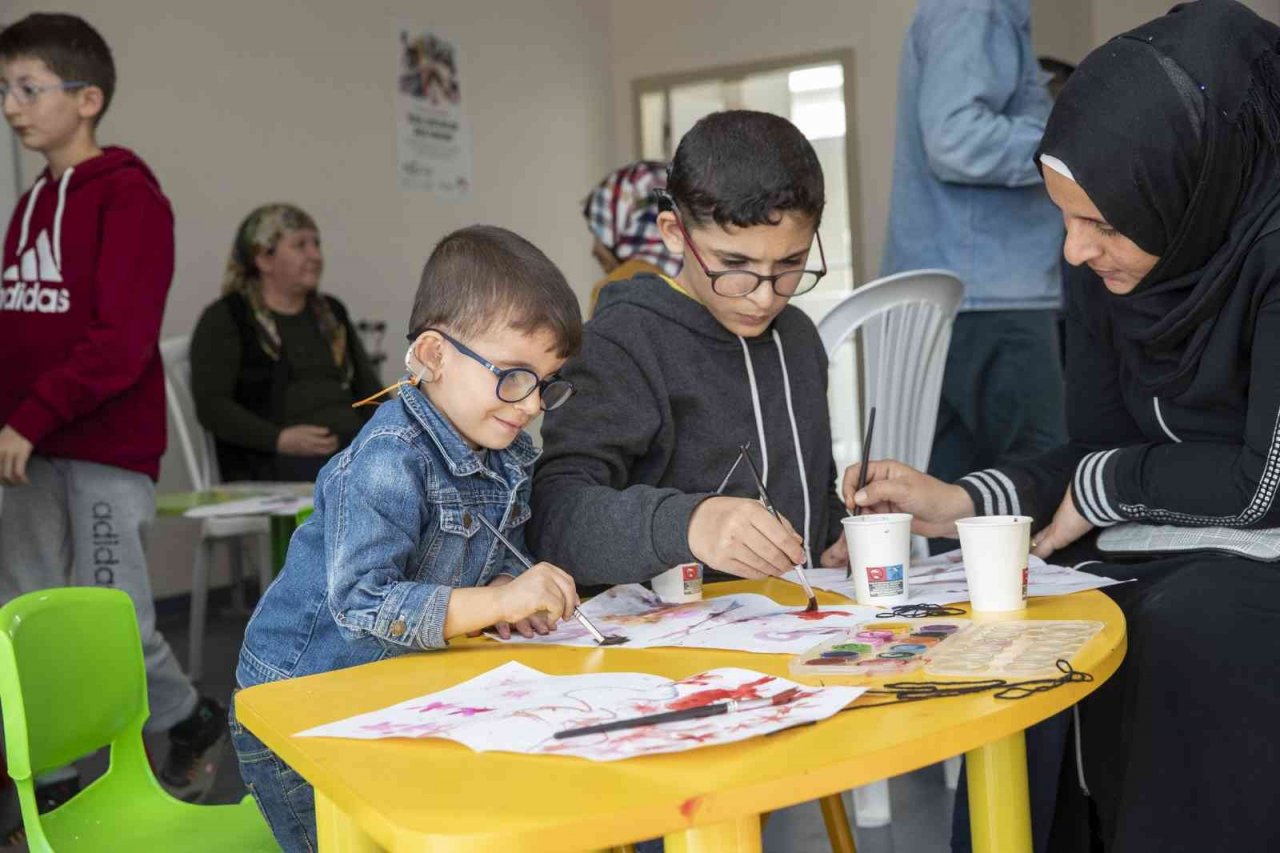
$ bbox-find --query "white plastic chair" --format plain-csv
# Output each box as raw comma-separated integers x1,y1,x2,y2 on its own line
160,336,273,683
817,269,965,829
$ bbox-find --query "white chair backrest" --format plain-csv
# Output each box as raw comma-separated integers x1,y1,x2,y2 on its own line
817,270,964,473
160,335,220,492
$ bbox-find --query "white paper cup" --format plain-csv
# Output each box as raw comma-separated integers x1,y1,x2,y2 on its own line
955,515,1031,612
842,513,912,607
652,562,703,603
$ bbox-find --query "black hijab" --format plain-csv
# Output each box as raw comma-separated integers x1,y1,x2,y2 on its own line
1038,0,1280,396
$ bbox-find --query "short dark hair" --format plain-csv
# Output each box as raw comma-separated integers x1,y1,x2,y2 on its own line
666,110,824,229
409,225,583,358
0,14,115,123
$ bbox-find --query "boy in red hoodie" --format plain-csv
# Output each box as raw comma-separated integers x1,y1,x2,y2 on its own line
0,14,226,820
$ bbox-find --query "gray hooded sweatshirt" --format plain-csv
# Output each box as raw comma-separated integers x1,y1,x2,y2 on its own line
529,274,846,585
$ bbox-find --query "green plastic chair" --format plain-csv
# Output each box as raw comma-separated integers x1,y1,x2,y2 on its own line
0,587,278,852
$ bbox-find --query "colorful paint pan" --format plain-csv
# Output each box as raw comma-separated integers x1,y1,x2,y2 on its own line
789,618,969,678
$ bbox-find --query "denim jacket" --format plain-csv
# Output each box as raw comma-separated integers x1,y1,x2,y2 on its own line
236,383,538,689
880,0,1064,311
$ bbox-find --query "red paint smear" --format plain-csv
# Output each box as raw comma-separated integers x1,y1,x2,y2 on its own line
795,609,854,621
680,797,703,819
668,675,776,710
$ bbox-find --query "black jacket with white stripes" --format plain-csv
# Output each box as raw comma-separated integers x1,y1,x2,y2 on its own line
957,251,1280,534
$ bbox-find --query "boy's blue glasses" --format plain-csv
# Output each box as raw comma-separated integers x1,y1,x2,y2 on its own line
416,328,576,411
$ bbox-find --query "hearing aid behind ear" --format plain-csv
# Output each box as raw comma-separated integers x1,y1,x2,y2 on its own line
404,340,430,386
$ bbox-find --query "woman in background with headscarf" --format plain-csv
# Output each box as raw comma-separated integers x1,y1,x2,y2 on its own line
583,161,682,314
841,2,1280,849
190,204,381,482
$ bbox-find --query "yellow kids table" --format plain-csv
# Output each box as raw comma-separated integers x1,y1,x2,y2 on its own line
235,579,1126,853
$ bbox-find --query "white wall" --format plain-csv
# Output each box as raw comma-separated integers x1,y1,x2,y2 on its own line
607,0,918,281
4,0,614,596
606,0,1280,283
9,0,1279,599
1032,0,1092,63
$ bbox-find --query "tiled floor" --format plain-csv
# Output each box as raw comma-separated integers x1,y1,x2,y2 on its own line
0,595,956,852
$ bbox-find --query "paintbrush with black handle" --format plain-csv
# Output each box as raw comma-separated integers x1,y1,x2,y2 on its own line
737,444,819,613
474,514,627,646
554,687,804,739
851,406,877,517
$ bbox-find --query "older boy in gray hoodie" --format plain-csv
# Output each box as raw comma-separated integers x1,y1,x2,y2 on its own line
531,111,847,585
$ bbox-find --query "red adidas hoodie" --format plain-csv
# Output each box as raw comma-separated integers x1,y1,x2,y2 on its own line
0,146,174,480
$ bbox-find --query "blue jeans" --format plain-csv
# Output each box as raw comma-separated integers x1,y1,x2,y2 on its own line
929,310,1066,486
229,696,316,853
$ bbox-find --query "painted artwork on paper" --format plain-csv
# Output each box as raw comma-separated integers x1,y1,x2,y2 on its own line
296,662,864,761
786,551,1126,606
487,584,880,654
665,604,881,654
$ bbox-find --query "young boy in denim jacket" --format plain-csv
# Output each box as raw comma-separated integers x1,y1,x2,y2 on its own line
231,225,583,852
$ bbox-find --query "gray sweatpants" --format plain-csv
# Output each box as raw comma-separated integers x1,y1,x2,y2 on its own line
0,456,197,731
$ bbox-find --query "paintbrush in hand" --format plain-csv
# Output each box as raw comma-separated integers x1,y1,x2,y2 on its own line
851,406,877,517
737,444,819,612
554,687,804,739
715,441,749,495
474,514,627,646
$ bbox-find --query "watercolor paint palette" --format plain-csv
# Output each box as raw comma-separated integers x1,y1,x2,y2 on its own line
788,619,968,678
924,620,1103,678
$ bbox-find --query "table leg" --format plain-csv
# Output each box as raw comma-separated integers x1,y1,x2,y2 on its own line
315,790,384,852
818,794,858,853
664,814,761,853
965,731,1032,853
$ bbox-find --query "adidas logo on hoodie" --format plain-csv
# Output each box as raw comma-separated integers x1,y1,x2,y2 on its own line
2,229,70,313
2,172,72,314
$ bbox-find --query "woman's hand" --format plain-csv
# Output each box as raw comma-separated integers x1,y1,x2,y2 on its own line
841,459,975,538
277,425,339,457
1031,488,1094,560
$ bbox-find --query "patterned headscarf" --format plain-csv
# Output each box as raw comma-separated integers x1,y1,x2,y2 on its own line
221,203,350,381
582,161,682,276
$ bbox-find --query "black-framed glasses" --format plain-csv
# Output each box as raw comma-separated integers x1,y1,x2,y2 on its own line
671,208,827,298
410,328,576,411
0,80,89,107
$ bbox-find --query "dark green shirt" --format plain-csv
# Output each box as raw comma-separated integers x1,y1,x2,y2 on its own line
190,297,383,455
273,310,369,444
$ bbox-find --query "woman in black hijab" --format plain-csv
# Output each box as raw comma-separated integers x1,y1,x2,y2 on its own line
843,2,1280,849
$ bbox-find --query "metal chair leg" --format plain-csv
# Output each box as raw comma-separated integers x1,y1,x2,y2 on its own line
255,531,274,596
851,780,891,828
228,538,247,614
188,538,212,683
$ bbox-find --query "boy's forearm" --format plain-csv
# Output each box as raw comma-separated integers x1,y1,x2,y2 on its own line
442,585,507,640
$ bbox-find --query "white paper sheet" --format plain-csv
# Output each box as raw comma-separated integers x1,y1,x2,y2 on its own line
183,494,313,519
488,584,881,654
786,550,1129,606
296,661,864,760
